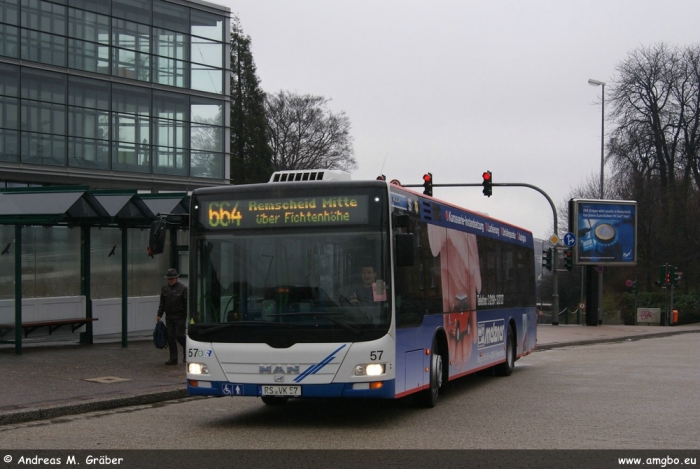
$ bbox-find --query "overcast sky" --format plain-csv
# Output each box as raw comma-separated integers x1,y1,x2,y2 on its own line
218,0,700,239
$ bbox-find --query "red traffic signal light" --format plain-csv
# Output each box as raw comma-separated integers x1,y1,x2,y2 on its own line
482,171,492,197
423,173,433,196
563,248,573,271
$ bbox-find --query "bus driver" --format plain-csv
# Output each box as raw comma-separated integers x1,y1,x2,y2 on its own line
345,263,379,305
340,261,387,324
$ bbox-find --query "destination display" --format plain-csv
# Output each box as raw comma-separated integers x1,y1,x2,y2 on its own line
202,195,369,229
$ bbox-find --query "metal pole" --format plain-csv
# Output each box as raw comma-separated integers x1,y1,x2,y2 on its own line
633,277,638,325
80,225,93,345
588,79,606,326
14,225,22,355
580,266,585,324
121,226,128,347
598,83,605,325
670,282,674,326
599,83,605,199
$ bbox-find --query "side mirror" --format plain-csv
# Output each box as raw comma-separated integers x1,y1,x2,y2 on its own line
148,219,167,256
395,233,415,267
392,213,410,228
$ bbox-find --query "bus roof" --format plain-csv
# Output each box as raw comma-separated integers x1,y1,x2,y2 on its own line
388,183,533,236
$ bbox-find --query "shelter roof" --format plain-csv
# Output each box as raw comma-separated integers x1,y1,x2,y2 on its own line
0,187,189,228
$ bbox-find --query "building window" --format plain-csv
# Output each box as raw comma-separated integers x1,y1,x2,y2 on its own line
190,8,224,42
1,0,230,183
67,7,110,73
112,19,150,81
191,150,223,178
20,29,66,67
68,7,109,43
153,1,188,34
191,63,222,94
0,0,19,25
68,38,110,74
0,64,19,162
20,132,66,166
21,0,66,35
0,24,19,58
153,28,187,87
111,0,151,24
153,145,187,176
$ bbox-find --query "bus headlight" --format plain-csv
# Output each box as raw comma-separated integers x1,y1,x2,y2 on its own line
188,363,209,375
354,363,385,376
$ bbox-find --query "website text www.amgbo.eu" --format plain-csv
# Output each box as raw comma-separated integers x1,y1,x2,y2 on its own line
619,456,697,467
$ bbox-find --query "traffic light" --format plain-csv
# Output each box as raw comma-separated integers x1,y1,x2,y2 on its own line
422,173,433,196
563,248,573,271
670,265,678,286
542,248,553,271
482,171,492,197
632,280,638,294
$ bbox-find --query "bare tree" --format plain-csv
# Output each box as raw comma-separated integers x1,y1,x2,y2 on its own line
265,91,357,171
605,43,700,293
608,43,700,190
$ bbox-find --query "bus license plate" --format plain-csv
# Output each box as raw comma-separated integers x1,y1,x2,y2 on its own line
262,385,301,396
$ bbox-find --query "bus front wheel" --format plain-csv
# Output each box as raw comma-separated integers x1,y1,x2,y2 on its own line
419,338,443,408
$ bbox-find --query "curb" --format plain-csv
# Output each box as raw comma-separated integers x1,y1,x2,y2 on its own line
0,387,190,426
535,328,700,351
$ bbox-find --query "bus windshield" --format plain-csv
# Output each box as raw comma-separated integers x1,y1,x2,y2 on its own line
188,226,391,346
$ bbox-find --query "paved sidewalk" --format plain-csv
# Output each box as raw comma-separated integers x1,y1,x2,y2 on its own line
536,322,700,349
0,337,187,426
1,323,699,425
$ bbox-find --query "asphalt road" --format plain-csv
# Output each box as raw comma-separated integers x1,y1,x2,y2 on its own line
1,333,698,451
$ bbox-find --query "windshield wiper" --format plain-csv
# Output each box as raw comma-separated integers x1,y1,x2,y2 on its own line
268,312,361,335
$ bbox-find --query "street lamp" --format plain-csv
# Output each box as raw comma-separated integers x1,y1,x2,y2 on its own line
588,79,605,198
588,78,606,326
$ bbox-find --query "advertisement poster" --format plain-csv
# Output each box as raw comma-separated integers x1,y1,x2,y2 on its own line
571,199,637,266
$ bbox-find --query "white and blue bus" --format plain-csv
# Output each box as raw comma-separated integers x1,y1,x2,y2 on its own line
185,170,537,407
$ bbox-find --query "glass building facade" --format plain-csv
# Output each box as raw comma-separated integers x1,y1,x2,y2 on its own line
0,0,230,190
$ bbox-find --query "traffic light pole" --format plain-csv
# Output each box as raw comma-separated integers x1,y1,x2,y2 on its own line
404,181,560,325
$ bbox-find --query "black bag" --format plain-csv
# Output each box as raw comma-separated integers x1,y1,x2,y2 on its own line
153,320,168,349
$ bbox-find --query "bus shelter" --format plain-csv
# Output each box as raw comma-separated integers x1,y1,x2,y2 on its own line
0,186,189,354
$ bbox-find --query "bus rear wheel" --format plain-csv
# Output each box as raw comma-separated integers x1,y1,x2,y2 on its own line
494,323,515,377
419,338,443,408
261,396,289,405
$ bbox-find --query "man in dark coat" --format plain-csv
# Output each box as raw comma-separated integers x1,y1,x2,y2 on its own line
157,268,188,365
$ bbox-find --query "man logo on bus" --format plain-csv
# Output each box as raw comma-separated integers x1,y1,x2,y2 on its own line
259,365,300,375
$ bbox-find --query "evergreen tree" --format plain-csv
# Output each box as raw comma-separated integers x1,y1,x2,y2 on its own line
230,16,273,184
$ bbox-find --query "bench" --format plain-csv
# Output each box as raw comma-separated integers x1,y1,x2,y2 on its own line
0,318,98,339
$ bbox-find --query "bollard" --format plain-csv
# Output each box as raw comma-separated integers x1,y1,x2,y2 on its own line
672,309,678,324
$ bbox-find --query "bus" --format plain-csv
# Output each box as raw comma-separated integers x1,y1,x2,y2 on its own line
185,170,537,407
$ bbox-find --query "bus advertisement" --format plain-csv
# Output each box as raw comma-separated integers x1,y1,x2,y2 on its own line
184,171,537,407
